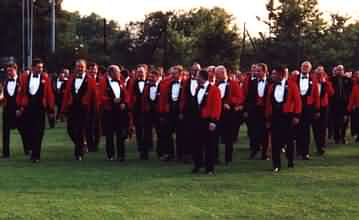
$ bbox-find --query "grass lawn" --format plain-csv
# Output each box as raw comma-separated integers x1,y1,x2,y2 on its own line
0,123,358,220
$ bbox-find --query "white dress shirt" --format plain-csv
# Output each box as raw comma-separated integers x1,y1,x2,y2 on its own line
109,77,121,99
7,77,17,96
56,79,64,90
197,81,209,105
171,80,181,102
299,74,310,96
257,78,267,97
274,79,286,103
74,73,86,94
218,80,227,99
29,73,41,95
138,81,145,94
190,79,198,97
149,81,160,101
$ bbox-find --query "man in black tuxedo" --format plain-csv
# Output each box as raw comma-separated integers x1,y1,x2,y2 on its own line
0,64,28,158
331,65,352,144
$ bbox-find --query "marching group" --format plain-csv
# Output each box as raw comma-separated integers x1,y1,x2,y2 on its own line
0,59,358,174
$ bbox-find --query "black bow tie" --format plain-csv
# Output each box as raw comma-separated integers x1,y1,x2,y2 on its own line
301,74,309,79
8,79,15,82
199,85,205,89
76,74,83,79
218,80,226,85
111,79,117,82
173,80,180,84
33,74,39,78
258,79,265,82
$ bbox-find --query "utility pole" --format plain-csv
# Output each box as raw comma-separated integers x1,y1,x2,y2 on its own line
22,0,25,69
50,0,56,54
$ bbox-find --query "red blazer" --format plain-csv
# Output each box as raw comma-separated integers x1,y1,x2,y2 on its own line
318,80,334,108
143,80,171,114
179,79,193,114
16,72,55,113
290,74,320,110
265,79,302,119
122,77,136,110
218,80,245,107
98,77,129,111
347,84,359,112
199,84,222,121
60,74,97,113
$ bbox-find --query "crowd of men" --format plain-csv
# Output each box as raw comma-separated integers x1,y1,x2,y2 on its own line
0,58,358,174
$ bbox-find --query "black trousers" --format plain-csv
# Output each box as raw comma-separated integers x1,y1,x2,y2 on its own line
332,105,348,143
247,107,267,157
183,112,197,159
169,109,186,160
86,108,101,152
23,108,46,160
217,109,236,163
193,119,217,172
351,109,359,139
67,107,88,159
2,110,25,157
156,113,174,158
134,112,146,152
297,106,314,157
312,108,328,152
102,109,128,159
144,111,160,156
271,112,294,169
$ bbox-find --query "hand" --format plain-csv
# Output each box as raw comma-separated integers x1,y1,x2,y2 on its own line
266,122,271,129
234,105,243,112
114,97,122,104
16,110,22,117
179,114,184,120
120,104,126,111
314,112,320,119
243,112,248,118
209,123,216,131
48,113,55,119
292,117,300,126
344,115,349,122
224,104,231,110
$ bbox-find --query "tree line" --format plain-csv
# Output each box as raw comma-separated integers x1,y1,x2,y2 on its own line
1,0,359,72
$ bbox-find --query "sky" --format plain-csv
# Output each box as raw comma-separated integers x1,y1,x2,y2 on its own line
62,0,359,35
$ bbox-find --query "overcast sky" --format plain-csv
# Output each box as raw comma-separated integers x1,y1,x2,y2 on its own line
62,0,359,35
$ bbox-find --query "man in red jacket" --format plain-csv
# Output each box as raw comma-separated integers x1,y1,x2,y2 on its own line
192,69,222,175
347,70,359,142
142,69,171,161
290,61,320,160
243,63,270,160
16,58,55,163
167,65,188,162
98,65,129,161
132,66,148,159
312,66,334,155
61,59,97,161
86,62,101,152
266,67,302,172
0,63,28,158
215,65,245,165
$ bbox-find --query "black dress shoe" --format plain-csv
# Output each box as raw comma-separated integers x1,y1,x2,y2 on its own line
31,159,40,163
191,168,200,174
206,171,215,176
117,157,125,162
273,168,280,173
288,164,294,168
317,150,325,156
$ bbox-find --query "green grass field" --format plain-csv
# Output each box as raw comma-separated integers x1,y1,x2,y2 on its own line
0,123,358,220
